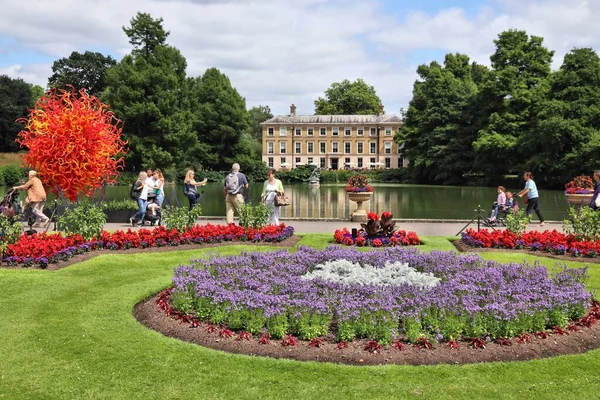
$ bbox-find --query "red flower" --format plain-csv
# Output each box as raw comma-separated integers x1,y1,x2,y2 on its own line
367,212,380,221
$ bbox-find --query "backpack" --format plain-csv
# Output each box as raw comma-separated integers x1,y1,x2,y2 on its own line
130,181,141,200
225,172,240,194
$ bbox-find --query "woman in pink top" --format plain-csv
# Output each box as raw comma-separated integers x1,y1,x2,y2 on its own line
489,186,506,222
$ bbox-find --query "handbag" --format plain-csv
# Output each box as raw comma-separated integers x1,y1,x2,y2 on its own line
274,193,290,207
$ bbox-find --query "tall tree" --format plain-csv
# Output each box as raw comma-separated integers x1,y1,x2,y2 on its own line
247,105,272,141
314,79,382,115
189,68,249,171
104,13,197,171
398,54,482,184
48,51,116,96
473,30,554,179
523,48,600,182
0,75,34,152
123,12,169,57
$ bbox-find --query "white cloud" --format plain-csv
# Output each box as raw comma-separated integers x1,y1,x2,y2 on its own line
1,0,599,115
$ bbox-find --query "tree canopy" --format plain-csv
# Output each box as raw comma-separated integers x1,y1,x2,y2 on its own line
48,51,116,96
314,79,382,115
0,75,37,152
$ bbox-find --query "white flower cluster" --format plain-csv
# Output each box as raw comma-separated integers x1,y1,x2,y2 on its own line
302,259,440,288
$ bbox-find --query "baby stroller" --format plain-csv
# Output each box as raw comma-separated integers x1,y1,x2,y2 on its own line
0,188,22,219
143,196,162,226
486,199,519,227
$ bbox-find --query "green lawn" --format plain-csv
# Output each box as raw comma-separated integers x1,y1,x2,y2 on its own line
1,236,600,400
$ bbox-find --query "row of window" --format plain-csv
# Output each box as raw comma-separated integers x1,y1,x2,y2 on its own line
266,126,394,137
267,157,402,169
267,141,394,154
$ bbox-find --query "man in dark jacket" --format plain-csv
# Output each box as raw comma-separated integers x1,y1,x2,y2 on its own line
590,170,600,210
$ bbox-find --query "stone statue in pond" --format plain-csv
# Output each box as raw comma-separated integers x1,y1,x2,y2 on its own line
308,166,320,183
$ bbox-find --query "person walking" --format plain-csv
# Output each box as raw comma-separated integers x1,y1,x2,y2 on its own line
183,170,207,210
261,168,285,225
517,171,545,226
13,170,49,227
223,163,249,224
153,169,165,206
130,171,150,226
590,170,600,210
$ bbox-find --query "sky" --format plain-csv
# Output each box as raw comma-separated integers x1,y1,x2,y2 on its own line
1,0,598,116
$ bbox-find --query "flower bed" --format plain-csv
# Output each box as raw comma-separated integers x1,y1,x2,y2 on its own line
170,246,592,345
461,228,600,258
2,224,294,268
565,175,594,194
334,212,421,247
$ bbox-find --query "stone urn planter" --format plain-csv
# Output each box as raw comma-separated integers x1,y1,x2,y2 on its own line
347,191,373,222
565,193,594,206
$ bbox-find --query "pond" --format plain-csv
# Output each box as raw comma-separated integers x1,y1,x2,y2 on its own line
4,182,571,221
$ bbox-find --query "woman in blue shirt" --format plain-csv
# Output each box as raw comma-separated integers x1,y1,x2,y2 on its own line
517,172,545,226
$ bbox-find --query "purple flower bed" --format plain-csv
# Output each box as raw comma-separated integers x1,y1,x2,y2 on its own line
171,246,591,344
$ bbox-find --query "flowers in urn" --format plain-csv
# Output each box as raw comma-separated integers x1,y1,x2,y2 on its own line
361,211,396,237
565,175,594,194
345,173,374,193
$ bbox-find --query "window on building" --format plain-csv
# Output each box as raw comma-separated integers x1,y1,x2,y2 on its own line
332,142,339,153
345,157,351,167
385,158,391,168
399,153,405,167
295,157,301,164
320,127,327,136
307,128,314,136
268,127,274,136
280,141,287,154
357,142,364,154
370,142,376,154
268,157,274,167
295,128,301,136
267,142,274,154
370,127,377,136
344,127,351,136
357,127,364,136
332,127,339,136
280,127,287,136
307,157,313,165
307,142,314,153
344,142,351,154
295,142,301,154
357,158,363,168
370,157,376,167
281,157,286,164
320,142,326,153
385,127,392,136
320,157,326,168
384,142,391,154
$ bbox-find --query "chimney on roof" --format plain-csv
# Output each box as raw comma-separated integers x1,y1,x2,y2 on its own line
378,103,384,116
290,104,297,116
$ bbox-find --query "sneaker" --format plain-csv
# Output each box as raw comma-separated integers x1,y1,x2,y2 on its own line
130,217,135,226
540,222,546,227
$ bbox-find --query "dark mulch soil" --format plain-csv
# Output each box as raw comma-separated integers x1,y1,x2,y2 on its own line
134,292,600,366
452,239,600,264
0,235,303,271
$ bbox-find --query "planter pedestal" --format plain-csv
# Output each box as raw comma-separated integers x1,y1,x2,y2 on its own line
347,192,373,222
565,193,594,206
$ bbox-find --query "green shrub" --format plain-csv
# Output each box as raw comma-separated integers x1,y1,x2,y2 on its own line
115,171,138,186
505,209,532,236
238,203,270,229
102,199,138,211
563,206,600,241
0,215,24,254
56,202,106,241
2,166,23,186
162,204,202,232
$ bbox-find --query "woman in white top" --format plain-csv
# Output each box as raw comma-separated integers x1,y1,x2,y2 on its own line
261,168,285,225
131,171,151,226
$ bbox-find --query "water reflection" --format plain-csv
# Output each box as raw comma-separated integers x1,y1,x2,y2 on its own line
1,183,573,220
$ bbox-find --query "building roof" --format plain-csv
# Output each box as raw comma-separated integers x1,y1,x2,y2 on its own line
261,114,402,125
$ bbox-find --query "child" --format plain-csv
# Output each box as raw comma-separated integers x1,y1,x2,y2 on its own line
505,191,518,213
488,186,506,223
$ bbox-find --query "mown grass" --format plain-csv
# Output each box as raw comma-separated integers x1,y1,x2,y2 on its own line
0,152,24,167
1,236,600,400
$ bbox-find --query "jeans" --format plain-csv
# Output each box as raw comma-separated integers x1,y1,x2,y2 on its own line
133,198,147,223
156,193,164,207
187,193,198,210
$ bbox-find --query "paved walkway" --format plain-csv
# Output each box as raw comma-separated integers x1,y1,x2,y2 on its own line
97,218,561,237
